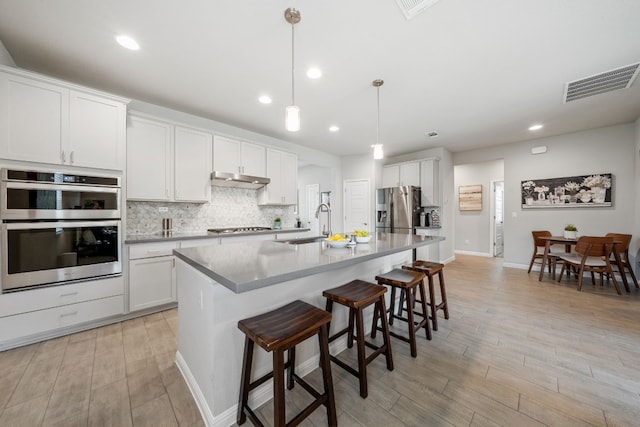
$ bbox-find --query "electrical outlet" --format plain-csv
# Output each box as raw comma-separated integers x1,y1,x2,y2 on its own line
159,206,168,212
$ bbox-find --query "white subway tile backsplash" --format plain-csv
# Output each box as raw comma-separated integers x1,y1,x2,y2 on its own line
126,187,295,235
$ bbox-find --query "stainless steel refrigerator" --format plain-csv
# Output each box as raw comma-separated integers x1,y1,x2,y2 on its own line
375,186,422,235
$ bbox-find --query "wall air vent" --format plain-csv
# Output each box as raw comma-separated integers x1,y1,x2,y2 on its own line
564,62,640,103
395,0,442,20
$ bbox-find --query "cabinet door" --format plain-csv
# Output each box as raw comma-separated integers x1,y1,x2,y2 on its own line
382,165,399,188
126,116,173,201
0,72,67,165
68,91,126,170
129,256,176,311
241,141,266,177
415,228,440,262
400,162,420,187
281,151,298,204
212,135,241,174
259,148,297,205
174,126,212,202
420,159,439,206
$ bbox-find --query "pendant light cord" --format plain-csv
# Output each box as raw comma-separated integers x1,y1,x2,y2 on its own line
291,21,295,105
376,85,380,145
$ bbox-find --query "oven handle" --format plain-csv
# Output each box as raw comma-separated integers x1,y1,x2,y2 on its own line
2,181,120,194
3,220,121,230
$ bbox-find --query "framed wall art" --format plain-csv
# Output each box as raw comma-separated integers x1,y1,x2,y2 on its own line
521,173,612,209
459,185,482,211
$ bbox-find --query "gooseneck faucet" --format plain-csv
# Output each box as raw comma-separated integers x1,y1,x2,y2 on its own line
315,203,332,237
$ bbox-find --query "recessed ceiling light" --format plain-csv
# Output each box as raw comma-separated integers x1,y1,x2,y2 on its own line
529,124,543,131
116,35,140,50
329,125,339,132
306,67,322,79
258,95,272,104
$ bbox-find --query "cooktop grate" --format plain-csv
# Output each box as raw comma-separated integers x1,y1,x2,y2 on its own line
208,226,273,234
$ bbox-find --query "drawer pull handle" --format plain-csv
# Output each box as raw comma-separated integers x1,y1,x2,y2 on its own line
60,311,78,318
60,292,79,297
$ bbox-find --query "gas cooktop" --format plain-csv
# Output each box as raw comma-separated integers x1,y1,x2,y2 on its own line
207,226,273,234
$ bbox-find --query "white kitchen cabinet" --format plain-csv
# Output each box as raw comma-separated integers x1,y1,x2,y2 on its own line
415,228,440,262
127,115,212,202
0,68,127,170
174,126,212,202
258,148,298,205
382,161,420,187
213,135,266,177
128,241,178,312
420,158,440,206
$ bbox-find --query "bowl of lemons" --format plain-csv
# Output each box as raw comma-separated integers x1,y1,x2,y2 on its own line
353,230,371,243
327,233,349,248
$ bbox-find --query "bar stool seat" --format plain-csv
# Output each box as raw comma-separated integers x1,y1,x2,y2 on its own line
237,300,337,427
323,279,394,398
373,268,430,357
402,260,449,331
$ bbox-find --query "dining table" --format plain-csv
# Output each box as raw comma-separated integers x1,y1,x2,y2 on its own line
537,235,630,292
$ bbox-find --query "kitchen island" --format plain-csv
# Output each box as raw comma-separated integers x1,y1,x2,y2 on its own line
173,232,444,427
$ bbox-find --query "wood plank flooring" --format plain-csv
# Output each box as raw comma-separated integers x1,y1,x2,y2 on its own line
1,254,640,426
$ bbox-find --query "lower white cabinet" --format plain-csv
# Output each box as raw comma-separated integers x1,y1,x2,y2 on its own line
415,228,440,262
128,242,178,311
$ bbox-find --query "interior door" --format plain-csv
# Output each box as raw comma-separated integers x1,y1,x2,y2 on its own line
306,184,320,235
343,179,370,233
494,181,504,257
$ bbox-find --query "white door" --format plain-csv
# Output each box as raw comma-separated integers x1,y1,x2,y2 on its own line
306,184,320,235
344,179,371,233
493,181,504,257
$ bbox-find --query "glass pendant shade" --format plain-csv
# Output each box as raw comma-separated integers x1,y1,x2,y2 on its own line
285,105,300,132
373,144,384,159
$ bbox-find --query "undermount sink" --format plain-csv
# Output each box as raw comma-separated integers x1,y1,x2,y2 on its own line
277,236,327,245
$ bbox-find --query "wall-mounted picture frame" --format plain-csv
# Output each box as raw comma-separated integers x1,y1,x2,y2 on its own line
320,191,331,211
459,185,482,211
521,173,612,208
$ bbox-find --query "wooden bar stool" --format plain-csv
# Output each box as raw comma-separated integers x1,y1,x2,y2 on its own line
237,300,337,427
372,268,430,358
323,279,394,398
402,261,449,331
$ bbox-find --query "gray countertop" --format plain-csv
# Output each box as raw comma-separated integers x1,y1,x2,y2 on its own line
173,232,444,294
125,227,310,244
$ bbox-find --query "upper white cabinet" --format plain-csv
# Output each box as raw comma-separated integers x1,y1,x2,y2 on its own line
420,158,439,206
127,115,212,202
213,135,265,177
382,161,420,188
0,68,127,170
258,148,297,205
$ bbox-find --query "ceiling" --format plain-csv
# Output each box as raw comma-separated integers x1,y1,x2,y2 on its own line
1,0,639,158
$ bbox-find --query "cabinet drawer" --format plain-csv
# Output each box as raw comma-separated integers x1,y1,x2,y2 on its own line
0,295,124,343
0,275,124,318
129,241,179,259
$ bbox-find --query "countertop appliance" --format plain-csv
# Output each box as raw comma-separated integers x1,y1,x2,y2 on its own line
375,186,421,235
1,169,122,292
208,226,273,234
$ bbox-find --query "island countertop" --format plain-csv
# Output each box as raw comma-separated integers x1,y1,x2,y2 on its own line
173,232,444,293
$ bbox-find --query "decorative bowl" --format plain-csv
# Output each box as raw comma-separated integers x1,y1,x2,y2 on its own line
328,240,349,248
355,236,371,243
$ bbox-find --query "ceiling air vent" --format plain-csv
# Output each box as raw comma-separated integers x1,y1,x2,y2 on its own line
395,0,442,20
564,62,640,103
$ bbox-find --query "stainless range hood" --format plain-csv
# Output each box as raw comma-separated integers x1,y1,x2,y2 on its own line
210,171,270,189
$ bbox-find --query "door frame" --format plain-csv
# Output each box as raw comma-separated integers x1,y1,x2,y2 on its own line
490,180,504,257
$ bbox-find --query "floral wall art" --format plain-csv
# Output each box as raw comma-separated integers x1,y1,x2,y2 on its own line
521,173,612,209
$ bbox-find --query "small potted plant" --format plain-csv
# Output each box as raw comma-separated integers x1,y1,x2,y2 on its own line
274,217,282,229
564,224,577,239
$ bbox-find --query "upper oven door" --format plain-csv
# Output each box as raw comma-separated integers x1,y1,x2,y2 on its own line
0,181,120,220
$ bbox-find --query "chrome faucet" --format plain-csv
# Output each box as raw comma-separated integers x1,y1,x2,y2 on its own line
315,203,332,237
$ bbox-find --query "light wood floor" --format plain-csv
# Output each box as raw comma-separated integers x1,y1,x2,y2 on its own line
2,255,640,426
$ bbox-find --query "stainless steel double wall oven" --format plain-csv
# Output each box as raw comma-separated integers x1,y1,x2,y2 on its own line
0,169,122,292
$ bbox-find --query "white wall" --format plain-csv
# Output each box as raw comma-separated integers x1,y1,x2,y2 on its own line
454,160,504,255
454,123,637,268
0,40,16,67
298,164,337,231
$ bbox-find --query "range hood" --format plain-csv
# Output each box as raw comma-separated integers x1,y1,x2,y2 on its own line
210,171,270,189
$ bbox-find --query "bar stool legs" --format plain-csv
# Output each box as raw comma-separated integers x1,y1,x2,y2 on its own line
237,300,337,427
403,261,449,331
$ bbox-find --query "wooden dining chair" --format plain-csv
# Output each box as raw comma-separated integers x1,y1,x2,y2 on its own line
605,233,639,289
528,230,560,277
556,236,621,295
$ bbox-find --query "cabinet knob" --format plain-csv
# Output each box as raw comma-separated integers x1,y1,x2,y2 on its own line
61,150,66,163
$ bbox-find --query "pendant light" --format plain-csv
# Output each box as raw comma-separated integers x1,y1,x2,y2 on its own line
372,79,384,159
284,8,301,132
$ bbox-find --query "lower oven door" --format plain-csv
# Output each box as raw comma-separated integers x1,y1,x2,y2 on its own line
1,220,122,292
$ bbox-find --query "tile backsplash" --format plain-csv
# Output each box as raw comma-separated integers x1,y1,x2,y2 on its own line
126,186,296,235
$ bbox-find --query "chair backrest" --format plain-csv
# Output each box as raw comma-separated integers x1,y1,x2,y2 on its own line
605,233,631,254
574,236,614,258
532,230,552,248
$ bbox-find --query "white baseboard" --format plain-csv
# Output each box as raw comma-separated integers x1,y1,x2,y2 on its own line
454,250,492,257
